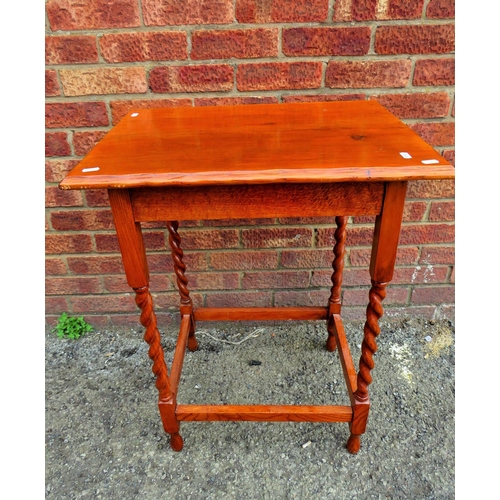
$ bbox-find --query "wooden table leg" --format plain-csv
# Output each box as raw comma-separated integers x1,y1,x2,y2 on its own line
347,181,408,454
108,189,183,451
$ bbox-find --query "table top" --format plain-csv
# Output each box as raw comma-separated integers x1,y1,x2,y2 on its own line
59,101,455,190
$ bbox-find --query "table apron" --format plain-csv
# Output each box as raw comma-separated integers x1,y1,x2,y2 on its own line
129,182,385,222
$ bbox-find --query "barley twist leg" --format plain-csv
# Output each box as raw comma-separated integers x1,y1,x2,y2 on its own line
326,216,348,351
166,221,198,351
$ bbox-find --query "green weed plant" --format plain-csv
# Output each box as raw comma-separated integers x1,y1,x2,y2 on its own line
54,313,93,339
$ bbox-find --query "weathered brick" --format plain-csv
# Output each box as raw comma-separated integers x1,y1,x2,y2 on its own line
149,65,233,93
393,266,449,285
110,98,192,124
282,27,371,56
84,190,110,207
350,247,419,267
45,102,108,128
50,209,115,231
206,291,272,308
210,251,278,270
413,58,455,86
427,0,455,19
369,92,451,119
95,231,166,252
410,122,455,147
45,35,98,65
399,224,454,245
333,0,425,21
45,132,70,157
177,229,240,250
104,274,170,293
203,218,274,226
148,252,208,272
242,227,312,248
46,70,60,96
375,24,455,55
237,62,322,91
45,159,79,183
46,186,83,208
60,67,147,96
410,285,454,304
45,258,67,275
195,96,279,107
242,270,310,289
45,234,93,254
443,149,454,166
236,0,328,23
326,60,411,88
73,131,107,156
316,226,374,247
419,246,454,265
428,201,455,221
282,94,366,103
186,272,239,290
68,256,124,275
46,297,69,315
46,0,140,30
407,179,454,199
142,0,234,26
46,277,102,295
100,32,188,63
343,287,408,306
274,290,329,307
192,28,278,60
281,249,334,269
71,295,137,313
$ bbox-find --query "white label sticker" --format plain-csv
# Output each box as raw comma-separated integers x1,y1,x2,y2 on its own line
82,167,100,172
131,112,139,117
421,159,439,164
399,152,412,159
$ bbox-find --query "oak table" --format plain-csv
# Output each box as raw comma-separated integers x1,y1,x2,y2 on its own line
59,101,455,453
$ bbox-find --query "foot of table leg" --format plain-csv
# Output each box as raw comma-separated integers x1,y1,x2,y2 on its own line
346,434,361,454
170,432,184,452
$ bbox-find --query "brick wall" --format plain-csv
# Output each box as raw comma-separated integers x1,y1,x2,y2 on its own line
45,0,455,328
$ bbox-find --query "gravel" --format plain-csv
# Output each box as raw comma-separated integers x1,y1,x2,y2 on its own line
44,316,455,499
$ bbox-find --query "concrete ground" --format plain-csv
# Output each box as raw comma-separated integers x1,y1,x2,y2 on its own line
45,316,455,499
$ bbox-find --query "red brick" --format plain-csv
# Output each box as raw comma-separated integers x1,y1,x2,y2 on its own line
46,297,69,315
104,274,170,293
242,228,312,248
95,231,166,252
410,122,455,147
316,226,374,247
46,132,70,157
46,0,140,30
192,28,278,60
350,246,419,267
149,65,233,93
393,266,449,285
45,258,67,275
100,32,188,63
50,210,115,231
428,201,455,221
46,186,83,207
110,98,192,124
278,216,337,225
407,179,454,198
326,60,411,88
195,96,279,107
237,62,322,91
410,286,454,304
202,218,274,226
46,277,102,295
45,102,108,128
282,27,370,56
45,36,98,64
148,252,208,273
403,201,428,222
68,256,124,275
333,0,425,21
142,0,234,26
419,246,454,265
311,268,370,287
60,67,147,96
186,272,240,290
369,93,451,119
427,0,455,18
282,94,366,103
242,270,310,289
399,224,454,245
73,131,107,156
84,190,110,207
281,249,334,269
45,234,93,254
46,70,60,96
206,291,272,308
274,290,329,307
343,287,408,306
210,251,278,270
413,58,455,86
71,295,138,313
443,149,454,166
375,24,455,55
236,0,328,23
45,159,79,183
176,229,239,250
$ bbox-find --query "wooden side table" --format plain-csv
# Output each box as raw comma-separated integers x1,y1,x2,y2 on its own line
59,101,455,453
